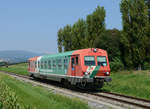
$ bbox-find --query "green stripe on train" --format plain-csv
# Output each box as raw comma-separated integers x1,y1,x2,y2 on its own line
90,66,100,78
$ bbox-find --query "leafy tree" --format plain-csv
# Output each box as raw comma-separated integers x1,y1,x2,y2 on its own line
86,6,106,48
95,29,121,62
63,25,73,51
57,5,106,52
57,25,73,52
120,0,149,69
145,0,150,20
57,28,63,52
71,19,87,50
145,0,150,62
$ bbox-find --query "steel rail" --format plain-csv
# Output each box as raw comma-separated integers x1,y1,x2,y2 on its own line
103,92,150,103
90,93,150,109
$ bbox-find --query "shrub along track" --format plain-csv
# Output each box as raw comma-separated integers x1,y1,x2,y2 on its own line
1,71,150,109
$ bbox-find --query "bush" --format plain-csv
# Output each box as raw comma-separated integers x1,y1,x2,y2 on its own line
110,58,124,72
143,62,150,70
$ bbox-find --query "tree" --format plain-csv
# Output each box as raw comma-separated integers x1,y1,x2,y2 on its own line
95,29,121,62
145,0,150,62
57,28,63,52
86,6,106,48
57,5,106,52
71,19,87,50
57,25,72,52
120,0,149,69
145,0,150,20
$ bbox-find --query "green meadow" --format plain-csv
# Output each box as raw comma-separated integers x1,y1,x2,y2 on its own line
0,63,150,100
0,72,90,109
102,70,150,100
0,63,28,75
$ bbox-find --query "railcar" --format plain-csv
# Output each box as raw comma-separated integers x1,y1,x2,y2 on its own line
28,48,112,89
0,61,7,66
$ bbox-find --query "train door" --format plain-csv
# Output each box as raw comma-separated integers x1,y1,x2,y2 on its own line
71,55,79,76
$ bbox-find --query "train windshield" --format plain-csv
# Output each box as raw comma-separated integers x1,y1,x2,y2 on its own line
84,56,95,66
97,56,107,66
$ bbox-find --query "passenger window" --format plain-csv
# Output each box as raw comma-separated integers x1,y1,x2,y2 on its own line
76,57,78,65
58,59,62,70
71,58,75,68
64,58,68,69
38,61,40,68
48,60,51,69
41,61,43,69
35,61,37,68
45,61,47,69
53,60,56,68
72,58,74,64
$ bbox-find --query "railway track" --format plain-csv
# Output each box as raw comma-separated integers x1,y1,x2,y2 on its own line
1,71,150,109
90,92,150,109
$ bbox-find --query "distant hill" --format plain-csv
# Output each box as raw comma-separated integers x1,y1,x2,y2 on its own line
0,50,43,64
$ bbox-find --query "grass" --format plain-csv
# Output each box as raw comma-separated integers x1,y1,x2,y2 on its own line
102,70,150,100
0,63,28,75
0,72,90,109
1,63,150,101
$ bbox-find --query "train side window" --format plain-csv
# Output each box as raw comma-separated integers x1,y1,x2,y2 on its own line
64,58,68,69
76,57,78,65
38,61,40,68
29,62,31,67
71,58,75,68
53,60,56,68
48,60,51,69
45,61,47,69
39,61,41,68
58,59,62,70
35,61,37,68
41,61,43,69
32,61,35,68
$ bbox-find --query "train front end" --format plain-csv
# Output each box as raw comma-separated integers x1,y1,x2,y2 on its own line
80,48,112,89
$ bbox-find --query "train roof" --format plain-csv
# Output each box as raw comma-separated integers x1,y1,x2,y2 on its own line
41,48,106,60
28,48,107,61
28,56,39,61
41,50,75,59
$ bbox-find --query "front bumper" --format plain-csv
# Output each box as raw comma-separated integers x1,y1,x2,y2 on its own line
104,76,112,82
82,76,112,83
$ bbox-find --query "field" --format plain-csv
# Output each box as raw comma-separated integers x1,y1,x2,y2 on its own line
0,63,150,100
0,63,28,75
102,70,150,100
0,72,90,109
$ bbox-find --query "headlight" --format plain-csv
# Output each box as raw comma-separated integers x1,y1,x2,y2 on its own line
93,48,97,52
85,72,88,75
105,72,109,75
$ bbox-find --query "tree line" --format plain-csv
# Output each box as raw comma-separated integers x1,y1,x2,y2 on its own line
57,0,150,71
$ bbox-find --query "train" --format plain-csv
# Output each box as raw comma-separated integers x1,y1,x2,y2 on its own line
0,60,7,67
28,48,112,89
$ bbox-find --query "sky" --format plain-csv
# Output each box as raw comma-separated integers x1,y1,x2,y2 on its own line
0,0,122,54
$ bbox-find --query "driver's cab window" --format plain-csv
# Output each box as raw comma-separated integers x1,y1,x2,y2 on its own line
97,56,107,66
84,56,95,66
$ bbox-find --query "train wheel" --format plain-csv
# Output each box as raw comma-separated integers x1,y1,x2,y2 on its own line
61,79,71,89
